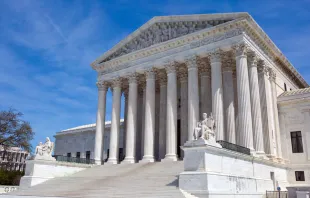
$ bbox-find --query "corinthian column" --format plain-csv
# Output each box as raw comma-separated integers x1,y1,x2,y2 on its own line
247,52,265,155
107,78,122,164
141,68,156,163
258,60,276,158
233,44,254,151
210,50,224,141
269,69,283,160
94,81,108,165
163,62,178,161
179,66,188,159
186,56,199,141
222,52,236,143
158,70,167,160
123,74,138,164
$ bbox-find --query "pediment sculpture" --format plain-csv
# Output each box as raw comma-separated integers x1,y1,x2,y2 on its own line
101,20,231,62
33,137,56,161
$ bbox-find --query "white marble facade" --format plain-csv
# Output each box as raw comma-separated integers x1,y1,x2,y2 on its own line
54,120,125,162
54,13,310,190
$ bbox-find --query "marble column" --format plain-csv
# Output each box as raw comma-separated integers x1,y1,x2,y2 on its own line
279,112,288,160
233,71,239,144
136,82,145,161
179,66,188,159
163,62,178,161
141,68,156,163
247,52,265,155
186,56,199,141
198,58,212,116
94,81,108,165
123,88,128,161
234,44,254,151
258,60,276,158
210,50,224,141
222,52,236,143
158,70,167,160
269,69,283,160
123,74,138,164
94,82,108,165
107,78,122,164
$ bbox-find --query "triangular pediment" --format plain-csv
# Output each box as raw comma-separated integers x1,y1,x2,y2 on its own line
94,13,250,64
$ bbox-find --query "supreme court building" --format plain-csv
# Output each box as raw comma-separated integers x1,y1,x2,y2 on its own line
54,12,310,186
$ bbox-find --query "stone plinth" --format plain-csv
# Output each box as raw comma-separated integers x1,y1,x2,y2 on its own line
179,142,289,197
19,160,90,189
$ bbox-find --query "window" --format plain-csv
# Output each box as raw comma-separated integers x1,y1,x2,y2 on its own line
284,83,287,91
291,131,303,153
290,88,292,91
295,171,305,181
86,151,90,160
67,153,71,157
76,152,80,158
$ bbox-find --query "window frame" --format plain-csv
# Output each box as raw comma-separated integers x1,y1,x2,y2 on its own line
295,171,305,181
291,131,304,153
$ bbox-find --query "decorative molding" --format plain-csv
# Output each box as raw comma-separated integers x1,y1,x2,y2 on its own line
257,60,269,76
222,51,233,72
164,61,177,74
111,78,122,88
144,68,156,79
99,20,230,63
232,42,249,57
209,49,223,63
268,68,276,82
178,65,188,82
96,81,109,91
247,51,258,67
185,55,197,69
127,73,138,84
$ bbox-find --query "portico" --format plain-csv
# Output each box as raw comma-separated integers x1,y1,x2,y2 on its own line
91,13,307,165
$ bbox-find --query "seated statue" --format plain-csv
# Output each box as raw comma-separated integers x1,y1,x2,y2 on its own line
34,137,55,161
193,113,216,141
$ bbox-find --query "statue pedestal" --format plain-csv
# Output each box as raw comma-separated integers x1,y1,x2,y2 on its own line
179,141,289,197
19,159,89,189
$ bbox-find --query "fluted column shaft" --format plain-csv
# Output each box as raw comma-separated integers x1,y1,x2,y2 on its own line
158,72,167,160
179,67,188,159
123,90,128,160
186,56,199,141
141,69,155,162
269,69,282,159
107,79,122,164
279,113,288,160
164,63,178,161
210,50,224,141
234,44,254,150
123,75,138,164
248,53,265,155
94,82,108,165
198,59,212,116
258,61,276,157
222,55,236,144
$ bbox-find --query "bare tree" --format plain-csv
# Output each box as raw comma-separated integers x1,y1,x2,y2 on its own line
0,108,34,152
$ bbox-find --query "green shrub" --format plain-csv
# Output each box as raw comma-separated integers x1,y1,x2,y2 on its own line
0,169,24,186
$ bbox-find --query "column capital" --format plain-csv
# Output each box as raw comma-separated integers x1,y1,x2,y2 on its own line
157,70,167,86
144,68,156,79
247,51,258,67
268,68,276,82
164,61,177,74
185,55,197,69
222,51,233,72
232,43,249,57
96,81,109,91
257,60,270,75
110,77,122,88
178,66,188,82
208,49,223,63
127,73,138,84
197,58,211,76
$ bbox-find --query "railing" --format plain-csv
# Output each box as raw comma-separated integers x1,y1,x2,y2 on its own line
216,140,251,155
53,155,95,165
266,191,288,198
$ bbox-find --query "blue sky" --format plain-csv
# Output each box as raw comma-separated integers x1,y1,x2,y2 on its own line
0,0,309,151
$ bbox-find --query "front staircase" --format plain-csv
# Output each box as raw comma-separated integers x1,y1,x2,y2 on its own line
7,161,189,198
